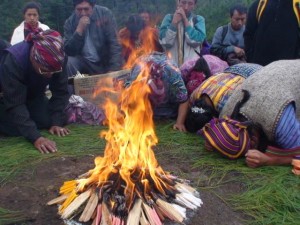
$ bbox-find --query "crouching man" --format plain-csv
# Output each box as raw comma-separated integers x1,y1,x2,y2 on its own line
0,29,70,153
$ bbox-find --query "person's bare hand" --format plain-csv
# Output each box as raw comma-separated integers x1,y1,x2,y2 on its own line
173,123,187,132
49,126,71,137
34,137,57,154
234,47,245,57
76,16,90,35
245,149,269,168
172,7,184,25
176,7,187,20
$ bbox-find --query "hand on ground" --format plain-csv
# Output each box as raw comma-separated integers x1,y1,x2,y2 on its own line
245,149,269,168
49,126,71,137
34,137,57,154
173,123,187,132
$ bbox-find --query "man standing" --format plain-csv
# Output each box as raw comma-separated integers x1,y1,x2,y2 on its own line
244,0,300,66
210,4,247,65
159,0,206,66
64,0,122,81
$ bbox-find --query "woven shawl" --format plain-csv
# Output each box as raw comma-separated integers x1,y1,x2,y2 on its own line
220,60,300,141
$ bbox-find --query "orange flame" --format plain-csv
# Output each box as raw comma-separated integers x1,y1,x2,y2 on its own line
120,27,161,69
77,62,170,208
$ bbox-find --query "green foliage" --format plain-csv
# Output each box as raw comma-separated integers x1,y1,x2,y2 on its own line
0,0,255,42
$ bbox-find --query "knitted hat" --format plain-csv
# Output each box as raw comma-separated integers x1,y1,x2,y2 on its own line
201,116,251,159
27,29,65,73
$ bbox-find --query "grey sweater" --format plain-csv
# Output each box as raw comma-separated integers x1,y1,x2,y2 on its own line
220,60,300,141
210,23,245,59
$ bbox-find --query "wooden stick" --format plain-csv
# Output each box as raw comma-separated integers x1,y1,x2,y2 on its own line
47,194,69,205
140,210,150,225
101,202,112,225
95,204,102,225
79,190,99,222
177,22,184,66
156,198,184,223
61,189,92,219
126,198,142,225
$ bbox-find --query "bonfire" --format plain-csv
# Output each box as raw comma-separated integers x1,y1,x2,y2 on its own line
48,50,202,225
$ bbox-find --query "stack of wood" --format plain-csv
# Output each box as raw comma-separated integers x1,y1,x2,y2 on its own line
48,171,202,225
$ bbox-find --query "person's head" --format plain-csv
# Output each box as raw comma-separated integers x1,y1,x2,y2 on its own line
186,55,211,94
230,4,247,31
22,2,41,28
73,0,95,18
138,9,151,26
178,0,197,16
27,30,65,78
201,90,267,159
126,15,145,40
185,95,218,133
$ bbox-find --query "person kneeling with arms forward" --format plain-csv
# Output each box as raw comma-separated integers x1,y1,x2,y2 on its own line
0,29,70,154
201,60,300,175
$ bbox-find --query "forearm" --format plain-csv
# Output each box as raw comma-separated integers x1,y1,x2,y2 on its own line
185,16,206,46
176,101,189,125
159,15,177,48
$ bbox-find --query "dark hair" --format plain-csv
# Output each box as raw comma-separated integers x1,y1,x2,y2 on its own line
192,56,211,78
138,8,151,15
230,4,247,17
22,2,41,15
185,96,218,133
126,15,145,39
73,0,96,7
231,90,268,151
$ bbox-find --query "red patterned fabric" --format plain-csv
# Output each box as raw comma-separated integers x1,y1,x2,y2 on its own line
26,29,65,72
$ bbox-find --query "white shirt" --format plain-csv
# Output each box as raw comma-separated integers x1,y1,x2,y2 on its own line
10,21,50,45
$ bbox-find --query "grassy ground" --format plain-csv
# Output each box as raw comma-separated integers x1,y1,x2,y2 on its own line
0,123,299,225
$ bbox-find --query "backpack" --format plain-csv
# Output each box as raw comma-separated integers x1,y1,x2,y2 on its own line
256,0,300,26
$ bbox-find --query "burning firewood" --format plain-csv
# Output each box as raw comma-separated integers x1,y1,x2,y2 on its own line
126,198,142,225
61,189,92,219
48,59,203,224
79,190,98,222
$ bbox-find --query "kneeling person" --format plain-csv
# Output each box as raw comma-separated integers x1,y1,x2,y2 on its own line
0,29,70,154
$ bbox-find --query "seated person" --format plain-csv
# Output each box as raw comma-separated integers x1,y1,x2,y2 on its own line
64,0,122,81
138,8,155,29
202,60,300,175
159,0,206,66
119,14,162,66
180,53,229,95
210,4,247,65
11,2,50,45
175,63,262,132
0,29,70,154
125,52,188,120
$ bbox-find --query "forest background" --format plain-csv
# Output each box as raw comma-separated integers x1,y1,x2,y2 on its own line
0,0,255,42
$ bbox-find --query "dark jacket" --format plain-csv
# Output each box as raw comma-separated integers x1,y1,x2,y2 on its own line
244,0,300,66
0,42,69,143
64,5,122,72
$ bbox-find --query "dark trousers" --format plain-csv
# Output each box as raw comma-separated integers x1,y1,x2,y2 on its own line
0,95,51,136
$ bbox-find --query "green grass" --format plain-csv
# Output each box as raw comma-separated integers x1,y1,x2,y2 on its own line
0,122,299,225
